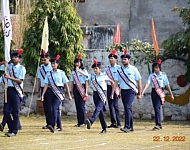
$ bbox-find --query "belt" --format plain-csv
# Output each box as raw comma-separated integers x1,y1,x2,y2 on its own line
121,89,131,91
152,88,164,90
93,90,106,93
7,87,15,89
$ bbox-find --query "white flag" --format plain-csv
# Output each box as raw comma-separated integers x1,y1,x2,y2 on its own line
41,16,49,52
1,0,12,62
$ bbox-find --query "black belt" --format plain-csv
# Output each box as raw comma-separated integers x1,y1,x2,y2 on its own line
93,90,106,93
152,88,164,90
121,89,131,91
8,87,15,89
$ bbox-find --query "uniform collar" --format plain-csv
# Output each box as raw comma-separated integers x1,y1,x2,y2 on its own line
153,71,162,76
122,64,130,68
12,63,20,68
109,64,117,68
42,62,51,67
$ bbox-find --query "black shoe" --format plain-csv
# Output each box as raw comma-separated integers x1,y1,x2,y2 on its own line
116,124,121,128
0,123,4,132
86,119,91,129
152,125,162,130
100,129,106,134
47,125,55,133
5,131,11,136
78,124,86,127
108,124,117,128
6,132,16,137
54,128,62,132
120,127,132,133
42,125,48,129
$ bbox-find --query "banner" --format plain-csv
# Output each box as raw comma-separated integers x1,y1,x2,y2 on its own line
41,16,49,52
113,23,120,45
1,0,12,62
151,18,159,57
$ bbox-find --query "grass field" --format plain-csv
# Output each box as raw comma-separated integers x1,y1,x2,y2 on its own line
0,115,189,150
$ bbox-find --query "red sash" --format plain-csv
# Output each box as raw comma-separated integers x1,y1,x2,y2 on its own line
105,66,121,98
72,71,88,102
151,75,165,105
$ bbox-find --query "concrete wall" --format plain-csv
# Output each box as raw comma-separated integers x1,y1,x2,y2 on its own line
77,0,188,45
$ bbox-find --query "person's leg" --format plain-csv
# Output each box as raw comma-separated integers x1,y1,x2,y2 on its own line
42,88,51,128
121,90,135,132
107,85,117,127
113,94,121,127
73,85,81,126
151,89,162,128
3,88,14,134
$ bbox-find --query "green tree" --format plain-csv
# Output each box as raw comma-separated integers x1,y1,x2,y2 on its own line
22,0,84,77
161,0,190,81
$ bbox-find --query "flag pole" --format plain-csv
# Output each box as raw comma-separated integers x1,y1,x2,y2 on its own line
4,66,7,103
27,57,40,118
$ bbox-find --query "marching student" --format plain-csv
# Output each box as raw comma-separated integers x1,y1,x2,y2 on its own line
70,54,88,127
104,49,121,128
142,59,174,130
85,60,115,134
114,50,142,133
0,49,26,137
37,50,52,129
41,55,72,133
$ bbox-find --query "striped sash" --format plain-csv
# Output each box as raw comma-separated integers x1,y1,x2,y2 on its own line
151,75,165,105
8,65,24,100
47,71,65,101
105,66,121,98
72,71,88,102
91,74,107,103
39,66,46,79
117,67,138,94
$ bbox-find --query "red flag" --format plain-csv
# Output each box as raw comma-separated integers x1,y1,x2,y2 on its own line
151,18,159,57
113,23,120,45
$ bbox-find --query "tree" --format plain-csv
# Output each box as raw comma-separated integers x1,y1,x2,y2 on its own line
161,0,190,81
22,0,84,77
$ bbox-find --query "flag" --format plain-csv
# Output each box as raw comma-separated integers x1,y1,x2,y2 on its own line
113,23,120,45
41,16,49,52
1,0,12,62
151,18,159,57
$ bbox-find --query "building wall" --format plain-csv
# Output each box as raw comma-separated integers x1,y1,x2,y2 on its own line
77,0,188,45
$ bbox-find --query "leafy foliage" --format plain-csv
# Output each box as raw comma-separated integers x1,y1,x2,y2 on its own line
161,1,190,81
107,39,155,65
22,0,84,77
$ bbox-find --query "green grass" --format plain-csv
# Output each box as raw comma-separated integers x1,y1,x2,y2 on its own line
0,115,190,150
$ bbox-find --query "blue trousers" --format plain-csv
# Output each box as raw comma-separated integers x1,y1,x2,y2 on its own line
121,89,135,130
89,92,107,129
151,89,162,126
107,85,121,125
41,87,52,126
1,111,21,128
48,88,61,129
3,88,21,134
73,84,86,125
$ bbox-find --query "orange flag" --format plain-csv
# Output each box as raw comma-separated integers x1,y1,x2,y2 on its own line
151,18,159,57
113,23,120,45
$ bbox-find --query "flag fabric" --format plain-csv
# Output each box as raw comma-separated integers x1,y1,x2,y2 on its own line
41,16,49,52
113,23,120,45
151,18,159,57
1,0,12,62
